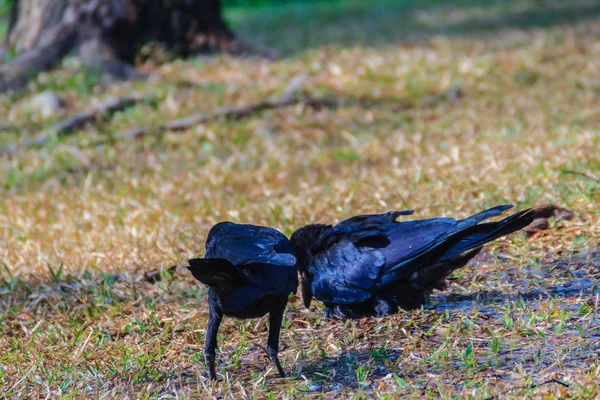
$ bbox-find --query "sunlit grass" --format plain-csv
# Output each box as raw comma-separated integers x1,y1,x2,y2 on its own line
1,0,599,398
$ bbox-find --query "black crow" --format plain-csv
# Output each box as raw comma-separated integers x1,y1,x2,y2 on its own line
187,222,297,379
290,205,535,319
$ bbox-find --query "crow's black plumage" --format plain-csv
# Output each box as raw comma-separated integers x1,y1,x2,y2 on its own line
290,205,536,319
187,222,297,379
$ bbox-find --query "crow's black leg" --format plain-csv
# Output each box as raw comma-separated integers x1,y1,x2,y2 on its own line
267,299,288,377
325,303,335,319
334,305,354,319
205,306,223,380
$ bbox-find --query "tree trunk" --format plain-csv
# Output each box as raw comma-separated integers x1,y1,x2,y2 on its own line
0,0,256,94
11,0,70,52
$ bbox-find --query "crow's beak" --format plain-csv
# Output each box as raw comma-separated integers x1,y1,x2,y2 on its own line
300,272,313,308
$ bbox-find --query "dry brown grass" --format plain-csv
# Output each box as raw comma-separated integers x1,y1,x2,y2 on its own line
1,0,599,398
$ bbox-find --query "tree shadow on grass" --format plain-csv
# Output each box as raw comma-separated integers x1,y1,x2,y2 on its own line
228,0,600,56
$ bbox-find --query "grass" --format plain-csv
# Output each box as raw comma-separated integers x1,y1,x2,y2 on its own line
1,0,600,398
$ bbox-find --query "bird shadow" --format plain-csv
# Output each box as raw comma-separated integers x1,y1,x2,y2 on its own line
296,250,600,391
428,276,598,314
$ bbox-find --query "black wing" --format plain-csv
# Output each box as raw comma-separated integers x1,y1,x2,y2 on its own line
191,222,298,312
206,222,297,267
309,205,519,304
308,211,413,304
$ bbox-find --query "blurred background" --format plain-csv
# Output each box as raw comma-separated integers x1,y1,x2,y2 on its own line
0,0,598,397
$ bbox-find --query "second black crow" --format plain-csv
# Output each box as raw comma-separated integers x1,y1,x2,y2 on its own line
188,222,297,379
290,205,535,318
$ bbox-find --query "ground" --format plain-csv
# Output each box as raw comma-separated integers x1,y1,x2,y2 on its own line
0,0,599,398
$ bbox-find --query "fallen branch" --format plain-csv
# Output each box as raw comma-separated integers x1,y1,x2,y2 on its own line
168,96,337,130
562,169,600,183
117,95,340,139
24,94,145,147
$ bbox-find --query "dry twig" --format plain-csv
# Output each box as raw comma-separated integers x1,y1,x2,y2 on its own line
117,95,340,139
0,94,145,155
562,169,600,183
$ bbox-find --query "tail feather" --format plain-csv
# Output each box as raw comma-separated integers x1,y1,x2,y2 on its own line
412,247,484,289
458,205,513,227
443,208,535,259
187,258,247,294
381,207,535,313
381,247,483,310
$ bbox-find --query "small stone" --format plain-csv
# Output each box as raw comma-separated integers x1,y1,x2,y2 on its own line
30,91,66,118
445,86,464,103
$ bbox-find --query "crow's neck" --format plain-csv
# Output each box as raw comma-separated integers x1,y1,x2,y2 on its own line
291,224,332,269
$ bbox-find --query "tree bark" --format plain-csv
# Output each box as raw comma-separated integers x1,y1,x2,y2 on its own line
0,0,252,93
11,0,71,52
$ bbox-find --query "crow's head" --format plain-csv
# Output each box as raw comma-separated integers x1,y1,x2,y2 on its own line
290,224,332,308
